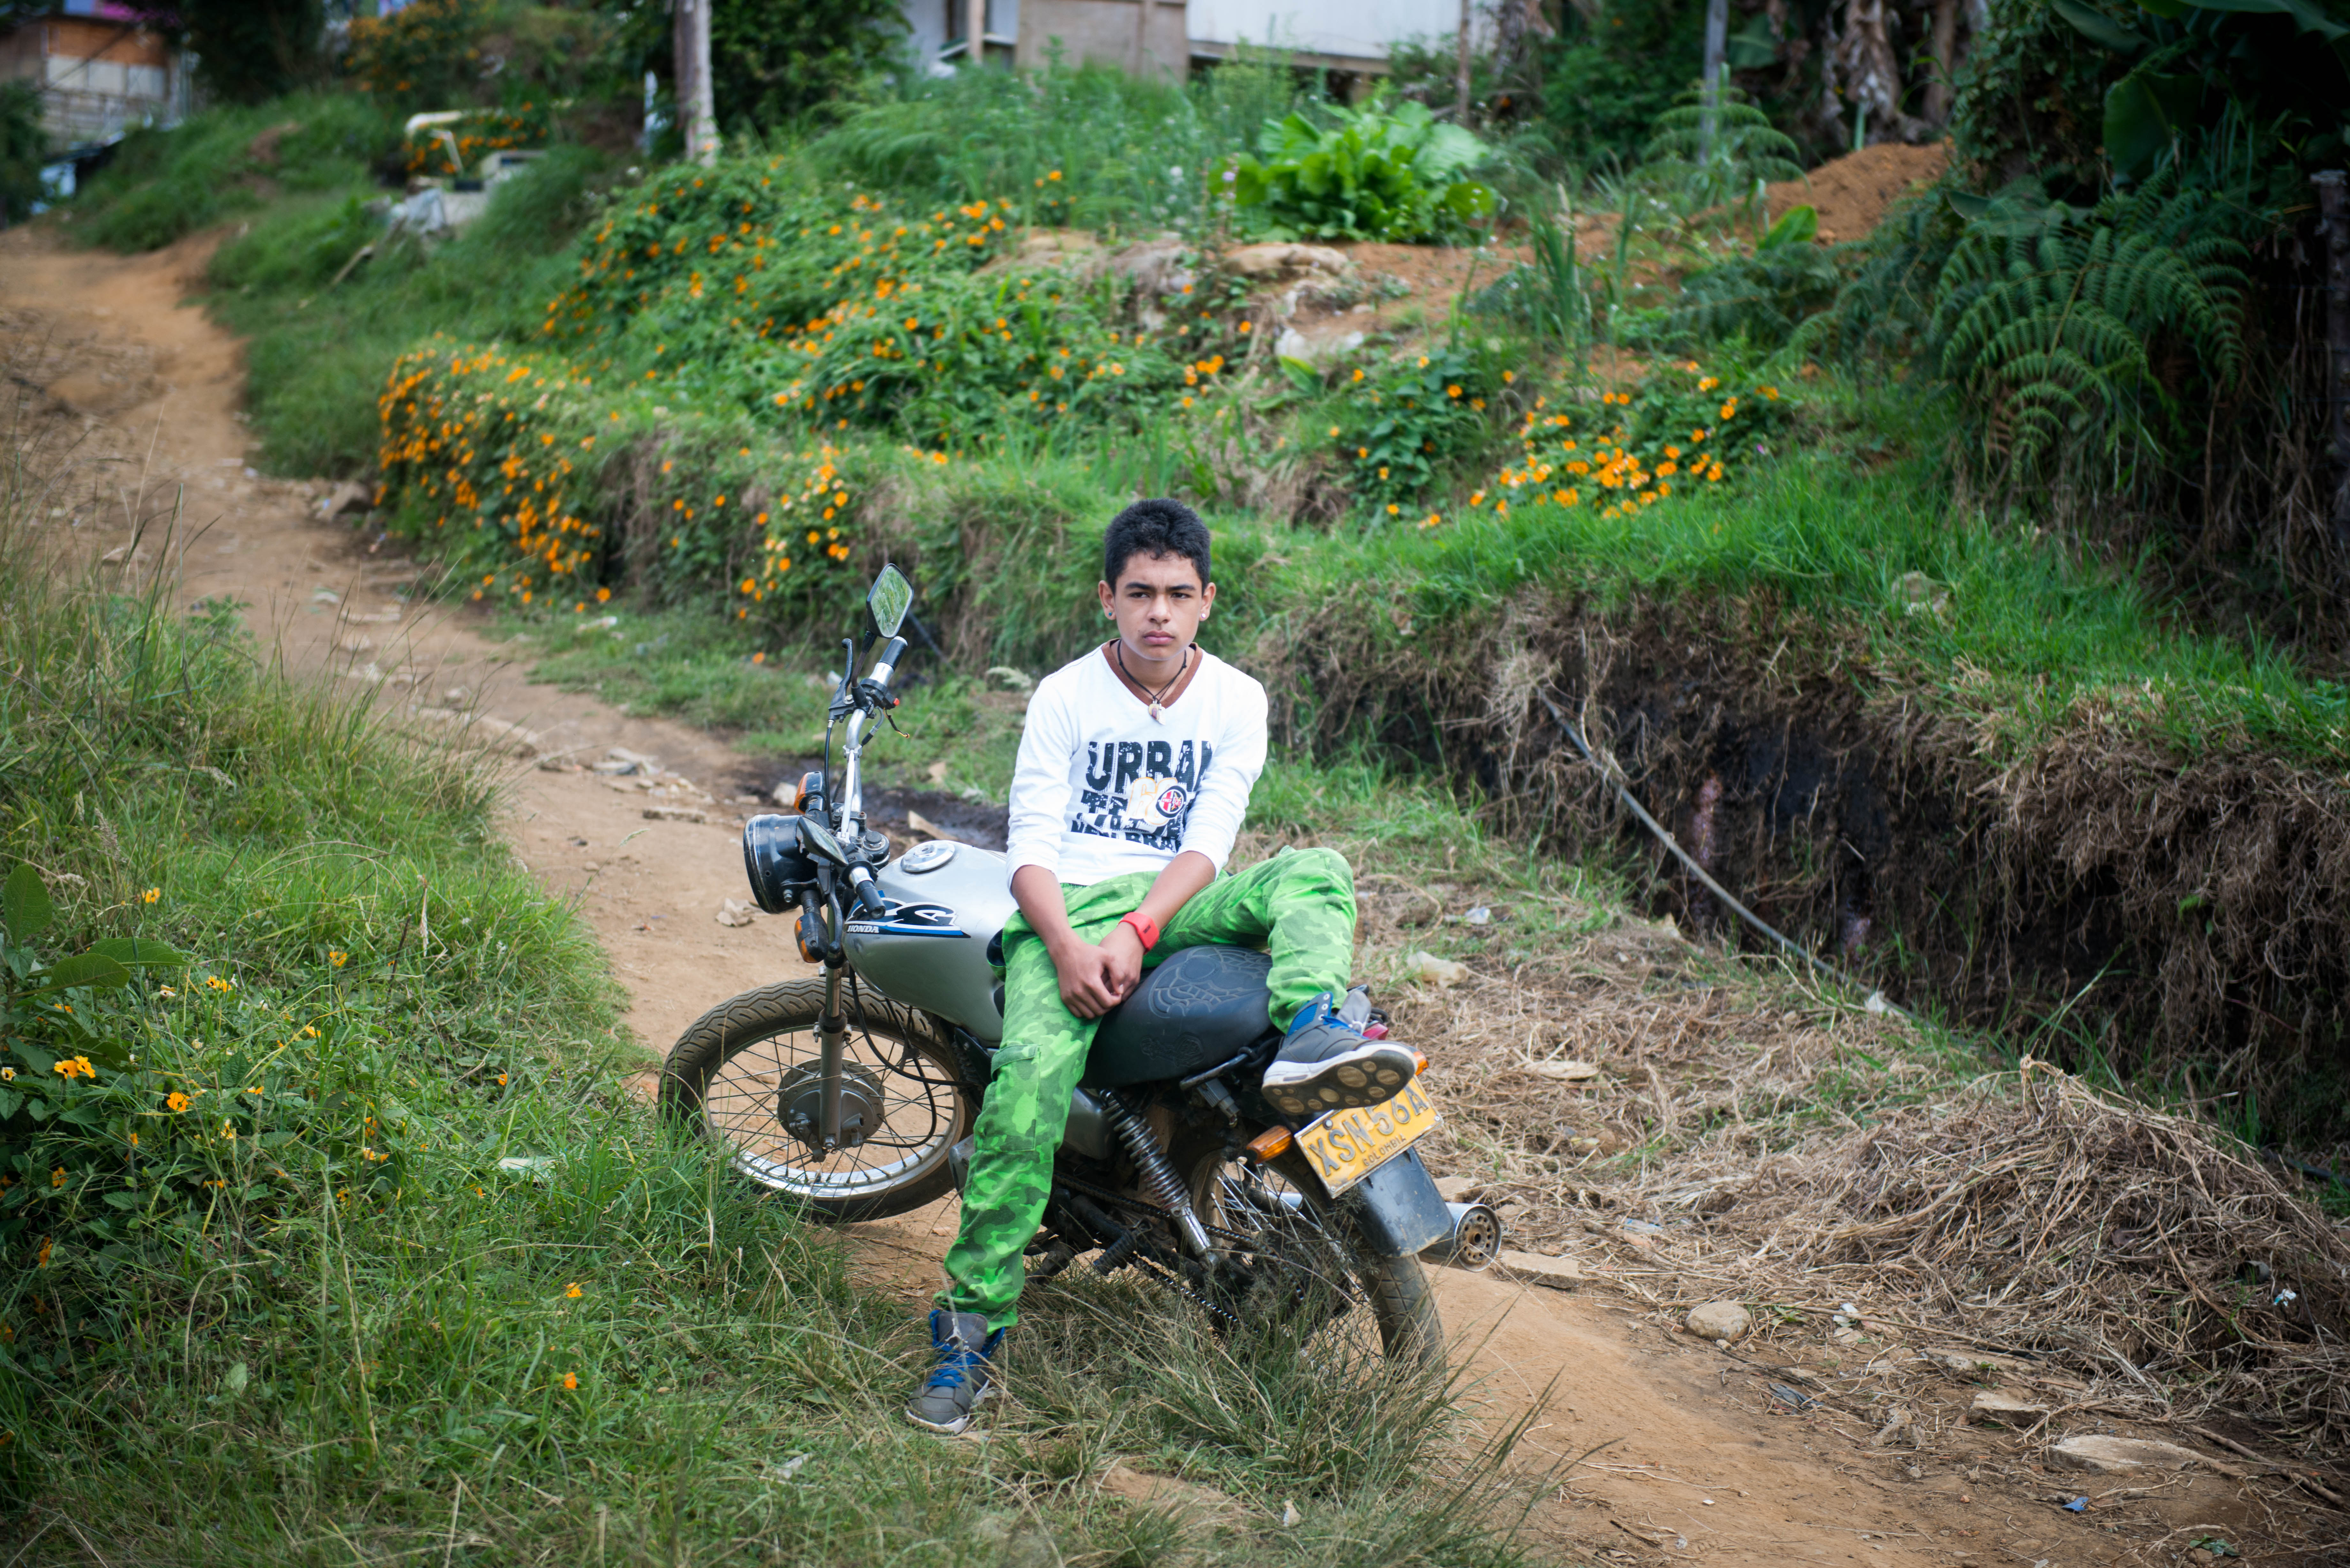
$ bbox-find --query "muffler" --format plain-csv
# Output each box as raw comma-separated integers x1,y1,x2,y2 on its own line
1419,1201,1504,1270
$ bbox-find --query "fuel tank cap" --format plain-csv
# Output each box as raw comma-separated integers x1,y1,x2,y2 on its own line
898,839,958,874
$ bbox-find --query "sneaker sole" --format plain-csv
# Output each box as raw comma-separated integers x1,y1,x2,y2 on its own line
1262,1044,1418,1119
904,1383,994,1436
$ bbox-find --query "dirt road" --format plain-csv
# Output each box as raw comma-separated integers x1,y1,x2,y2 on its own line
3,223,2300,1567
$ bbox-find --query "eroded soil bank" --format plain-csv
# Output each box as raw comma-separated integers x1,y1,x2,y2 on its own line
1279,589,2350,1158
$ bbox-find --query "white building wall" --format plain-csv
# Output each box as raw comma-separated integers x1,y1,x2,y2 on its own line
1185,0,1462,63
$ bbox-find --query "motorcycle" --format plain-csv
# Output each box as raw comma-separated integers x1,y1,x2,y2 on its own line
660,565,1503,1368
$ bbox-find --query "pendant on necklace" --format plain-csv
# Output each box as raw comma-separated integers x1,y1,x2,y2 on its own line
1149,702,1164,722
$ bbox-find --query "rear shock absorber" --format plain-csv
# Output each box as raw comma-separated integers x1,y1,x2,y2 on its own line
1102,1090,1217,1261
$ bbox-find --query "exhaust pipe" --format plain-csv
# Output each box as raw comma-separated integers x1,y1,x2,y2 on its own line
1419,1201,1504,1270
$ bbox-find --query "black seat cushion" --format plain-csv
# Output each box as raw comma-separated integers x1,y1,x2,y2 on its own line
1082,946,1278,1089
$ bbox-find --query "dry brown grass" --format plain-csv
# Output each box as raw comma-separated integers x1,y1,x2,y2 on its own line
1343,901,2350,1457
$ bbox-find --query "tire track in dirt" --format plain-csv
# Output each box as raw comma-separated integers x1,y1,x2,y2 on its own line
9,222,2283,1568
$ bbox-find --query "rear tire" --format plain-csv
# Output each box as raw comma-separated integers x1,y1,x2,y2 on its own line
662,980,974,1224
1179,1135,1445,1372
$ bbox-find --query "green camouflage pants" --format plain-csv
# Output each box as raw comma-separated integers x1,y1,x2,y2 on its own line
939,846,1356,1331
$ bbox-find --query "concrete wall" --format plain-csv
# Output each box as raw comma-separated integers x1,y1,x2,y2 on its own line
1016,0,1189,78
1186,0,1460,63
0,17,180,150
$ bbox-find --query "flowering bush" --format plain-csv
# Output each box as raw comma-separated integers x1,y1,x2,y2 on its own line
1327,341,1523,516
0,864,405,1321
540,167,1198,441
1471,360,1790,523
378,342,605,606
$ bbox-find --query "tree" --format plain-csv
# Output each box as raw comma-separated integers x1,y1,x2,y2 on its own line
611,0,905,139
129,1,325,105
0,80,43,227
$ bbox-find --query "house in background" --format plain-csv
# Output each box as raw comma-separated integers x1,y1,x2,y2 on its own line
899,0,1464,83
0,1,188,156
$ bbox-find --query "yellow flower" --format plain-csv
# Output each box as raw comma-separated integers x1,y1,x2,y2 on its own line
50,1168,65,1188
51,1057,95,1080
563,1371,579,1389
0,1068,12,1082
330,951,347,968
204,975,232,993
221,1122,237,1141
142,887,160,904
566,1282,584,1300
1446,385,1462,398
1327,426,1339,438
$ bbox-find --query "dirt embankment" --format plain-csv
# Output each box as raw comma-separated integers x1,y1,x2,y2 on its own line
1271,588,2350,1162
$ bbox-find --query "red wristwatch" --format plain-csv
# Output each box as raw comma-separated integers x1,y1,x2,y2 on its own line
1119,913,1160,951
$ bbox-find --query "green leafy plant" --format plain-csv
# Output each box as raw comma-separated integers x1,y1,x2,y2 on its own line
1232,95,1496,244
1325,340,1519,516
1645,204,1841,349
1637,82,1803,229
1929,168,2247,480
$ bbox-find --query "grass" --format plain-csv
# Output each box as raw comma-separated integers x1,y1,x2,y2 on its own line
0,424,1545,1565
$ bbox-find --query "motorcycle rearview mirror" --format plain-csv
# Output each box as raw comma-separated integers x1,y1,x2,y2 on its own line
866,563,913,641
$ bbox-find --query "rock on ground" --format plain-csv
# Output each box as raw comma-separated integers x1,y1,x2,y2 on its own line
1686,1300,1752,1341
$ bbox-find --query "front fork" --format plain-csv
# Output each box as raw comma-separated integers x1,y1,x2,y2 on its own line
815,956,849,1151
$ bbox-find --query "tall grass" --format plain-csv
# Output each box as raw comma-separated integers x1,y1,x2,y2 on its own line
0,383,1541,1564
812,56,1305,235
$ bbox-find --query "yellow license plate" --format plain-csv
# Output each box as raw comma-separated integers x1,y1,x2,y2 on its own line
1293,1078,1442,1197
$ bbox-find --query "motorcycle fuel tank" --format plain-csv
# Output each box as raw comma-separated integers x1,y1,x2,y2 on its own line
842,839,1016,1041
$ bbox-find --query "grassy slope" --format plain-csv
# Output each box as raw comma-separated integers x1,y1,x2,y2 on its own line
0,501,1532,1565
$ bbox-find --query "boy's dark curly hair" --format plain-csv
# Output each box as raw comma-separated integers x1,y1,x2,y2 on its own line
1102,498,1210,588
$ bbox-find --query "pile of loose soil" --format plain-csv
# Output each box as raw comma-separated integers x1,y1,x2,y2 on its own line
1767,140,1951,244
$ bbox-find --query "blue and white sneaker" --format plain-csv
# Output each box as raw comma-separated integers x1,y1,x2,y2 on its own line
904,1309,1005,1435
1259,992,1418,1119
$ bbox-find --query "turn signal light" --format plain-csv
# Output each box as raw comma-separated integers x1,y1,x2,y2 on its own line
795,910,824,964
1410,1049,1429,1075
792,770,823,814
1244,1126,1293,1163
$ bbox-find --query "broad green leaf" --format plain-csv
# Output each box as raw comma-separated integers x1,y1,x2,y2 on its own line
0,1088,20,1120
26,953,133,993
1413,123,1490,183
1761,204,1820,248
1,864,53,942
2101,74,2199,186
2175,0,2349,33
1947,191,1993,220
85,937,190,969
103,1191,144,1211
2054,0,2150,50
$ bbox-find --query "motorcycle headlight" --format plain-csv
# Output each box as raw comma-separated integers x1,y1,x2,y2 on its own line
742,813,817,913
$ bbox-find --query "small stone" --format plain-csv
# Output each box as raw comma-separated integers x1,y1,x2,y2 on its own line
1432,1174,1482,1203
2051,1436,2243,1477
1967,1390,2049,1424
716,899,758,928
1405,951,1471,988
1527,1059,1599,1081
642,805,708,824
1685,1300,1751,1342
1496,1249,1582,1291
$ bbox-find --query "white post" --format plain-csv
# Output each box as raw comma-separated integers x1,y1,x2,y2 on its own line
674,0,716,166
1455,0,1472,121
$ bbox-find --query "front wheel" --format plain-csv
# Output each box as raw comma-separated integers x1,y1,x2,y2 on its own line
1179,1135,1444,1373
661,979,974,1223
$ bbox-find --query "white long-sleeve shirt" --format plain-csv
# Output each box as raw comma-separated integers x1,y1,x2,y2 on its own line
1004,645,1268,887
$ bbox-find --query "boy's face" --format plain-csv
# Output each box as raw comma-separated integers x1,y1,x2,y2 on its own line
1098,551,1215,668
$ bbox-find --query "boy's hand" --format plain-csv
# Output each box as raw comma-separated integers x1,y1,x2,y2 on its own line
1048,936,1132,1019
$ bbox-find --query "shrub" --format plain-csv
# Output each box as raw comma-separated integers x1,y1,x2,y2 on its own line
1232,95,1497,244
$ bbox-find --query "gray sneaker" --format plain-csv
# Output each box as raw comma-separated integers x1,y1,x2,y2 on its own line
1260,992,1418,1119
905,1310,1004,1436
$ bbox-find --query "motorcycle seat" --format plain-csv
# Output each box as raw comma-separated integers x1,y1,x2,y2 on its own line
1082,944,1279,1089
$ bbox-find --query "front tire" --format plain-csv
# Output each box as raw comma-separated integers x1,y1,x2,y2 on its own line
662,979,974,1223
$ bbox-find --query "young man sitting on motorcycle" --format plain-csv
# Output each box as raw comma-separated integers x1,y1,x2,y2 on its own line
906,497,1418,1435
